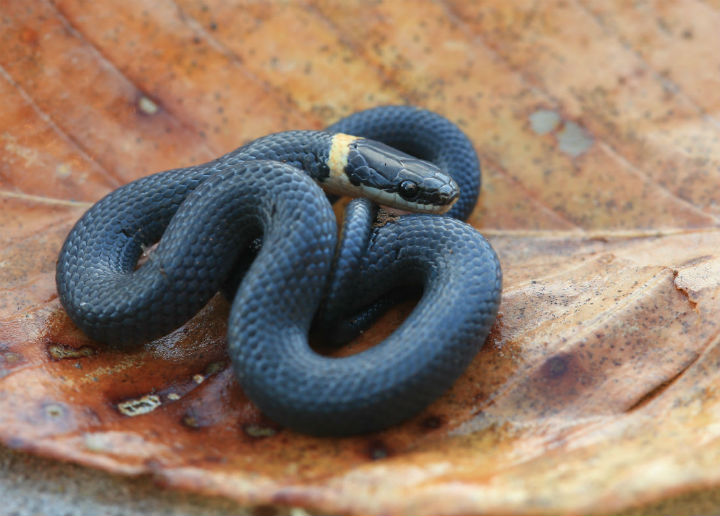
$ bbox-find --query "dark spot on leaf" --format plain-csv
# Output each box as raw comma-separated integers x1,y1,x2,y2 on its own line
252,505,279,516
368,440,390,460
204,360,227,376
39,402,73,430
182,412,203,430
44,403,66,419
19,27,39,48
542,354,570,380
421,415,444,430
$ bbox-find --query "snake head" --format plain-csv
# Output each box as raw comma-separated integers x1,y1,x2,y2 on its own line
324,135,460,214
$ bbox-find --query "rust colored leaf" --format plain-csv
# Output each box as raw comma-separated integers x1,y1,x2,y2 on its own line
2,1,720,515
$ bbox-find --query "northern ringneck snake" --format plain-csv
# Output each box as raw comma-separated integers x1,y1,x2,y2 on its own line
56,106,502,436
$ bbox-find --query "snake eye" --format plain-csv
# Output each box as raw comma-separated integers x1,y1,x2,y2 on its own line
398,180,419,200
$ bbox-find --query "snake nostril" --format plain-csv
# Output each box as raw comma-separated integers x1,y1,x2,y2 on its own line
437,185,459,204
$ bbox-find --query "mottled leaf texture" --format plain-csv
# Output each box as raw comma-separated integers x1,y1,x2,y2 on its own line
1,1,720,515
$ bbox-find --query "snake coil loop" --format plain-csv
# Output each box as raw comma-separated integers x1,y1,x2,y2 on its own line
56,106,502,436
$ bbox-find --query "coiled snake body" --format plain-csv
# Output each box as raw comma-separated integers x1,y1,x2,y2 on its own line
56,106,502,436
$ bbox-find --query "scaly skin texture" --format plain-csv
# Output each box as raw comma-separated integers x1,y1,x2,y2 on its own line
230,212,501,435
56,131,334,344
55,106,502,436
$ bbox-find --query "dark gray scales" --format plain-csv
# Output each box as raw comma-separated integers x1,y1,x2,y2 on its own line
55,106,501,436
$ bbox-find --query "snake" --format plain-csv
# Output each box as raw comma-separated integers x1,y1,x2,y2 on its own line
55,106,502,436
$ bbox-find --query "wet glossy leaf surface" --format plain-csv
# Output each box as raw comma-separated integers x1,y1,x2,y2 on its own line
1,1,720,514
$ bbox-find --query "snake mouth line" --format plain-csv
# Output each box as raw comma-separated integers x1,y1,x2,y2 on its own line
320,177,454,214
366,188,455,214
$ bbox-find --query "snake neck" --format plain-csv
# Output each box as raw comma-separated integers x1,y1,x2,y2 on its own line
227,127,459,214
233,130,380,203
230,130,339,183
